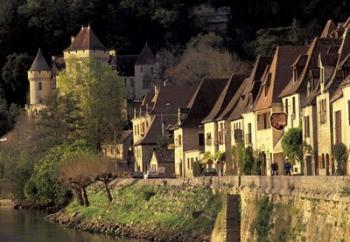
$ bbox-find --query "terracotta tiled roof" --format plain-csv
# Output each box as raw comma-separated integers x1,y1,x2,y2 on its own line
180,78,228,127
30,48,50,72
202,74,245,123
135,43,155,65
254,45,307,111
65,26,107,52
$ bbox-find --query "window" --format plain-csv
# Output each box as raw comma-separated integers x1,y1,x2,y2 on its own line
246,123,252,144
206,133,212,146
198,133,204,146
285,99,289,114
257,112,271,130
292,97,296,114
38,82,42,91
335,110,342,144
319,99,327,124
187,158,190,169
142,78,151,89
178,135,182,146
348,100,350,125
304,116,310,138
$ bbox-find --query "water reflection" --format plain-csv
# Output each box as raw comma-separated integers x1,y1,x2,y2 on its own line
0,208,140,242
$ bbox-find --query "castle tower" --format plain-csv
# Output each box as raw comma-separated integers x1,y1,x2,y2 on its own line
63,25,110,70
27,48,52,115
134,43,156,100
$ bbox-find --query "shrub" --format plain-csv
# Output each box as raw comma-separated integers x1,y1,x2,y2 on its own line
282,128,303,164
25,140,91,207
331,143,349,175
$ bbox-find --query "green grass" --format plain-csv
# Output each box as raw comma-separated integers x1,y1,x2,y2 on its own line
64,183,222,235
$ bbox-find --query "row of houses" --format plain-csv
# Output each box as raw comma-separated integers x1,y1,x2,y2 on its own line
130,17,350,177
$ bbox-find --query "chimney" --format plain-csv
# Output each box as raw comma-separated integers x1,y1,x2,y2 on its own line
146,103,149,115
178,108,181,125
154,85,159,95
133,108,137,118
71,36,75,44
161,112,165,136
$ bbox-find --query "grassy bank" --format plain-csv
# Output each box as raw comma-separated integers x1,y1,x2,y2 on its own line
56,181,223,241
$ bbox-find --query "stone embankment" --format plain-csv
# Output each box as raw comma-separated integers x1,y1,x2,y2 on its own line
48,176,350,242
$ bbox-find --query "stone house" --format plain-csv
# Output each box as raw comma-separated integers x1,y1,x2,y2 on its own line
172,78,228,178
253,45,307,176
280,36,340,175
132,85,196,173
201,74,245,159
148,148,175,178
315,26,350,176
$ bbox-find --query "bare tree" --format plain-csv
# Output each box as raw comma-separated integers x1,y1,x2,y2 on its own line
58,154,118,206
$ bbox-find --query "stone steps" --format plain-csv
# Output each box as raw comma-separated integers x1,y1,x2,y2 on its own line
226,195,240,242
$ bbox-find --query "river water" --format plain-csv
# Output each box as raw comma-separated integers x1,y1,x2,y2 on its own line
0,208,140,242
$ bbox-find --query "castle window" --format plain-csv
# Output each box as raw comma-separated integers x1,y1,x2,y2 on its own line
38,82,42,91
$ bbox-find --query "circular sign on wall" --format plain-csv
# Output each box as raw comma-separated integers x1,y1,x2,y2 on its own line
270,112,288,130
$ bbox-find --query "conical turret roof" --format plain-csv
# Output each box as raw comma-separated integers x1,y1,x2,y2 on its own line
65,26,107,52
29,48,50,72
135,43,155,65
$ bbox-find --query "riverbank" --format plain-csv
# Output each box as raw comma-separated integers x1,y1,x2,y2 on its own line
0,199,14,207
47,179,223,241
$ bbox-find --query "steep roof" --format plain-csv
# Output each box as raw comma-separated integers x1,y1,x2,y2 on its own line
253,45,307,111
320,20,337,38
180,78,228,127
29,48,50,72
279,38,340,99
150,86,197,114
134,115,177,145
215,56,271,121
65,26,107,52
228,56,272,121
202,74,245,123
135,43,155,65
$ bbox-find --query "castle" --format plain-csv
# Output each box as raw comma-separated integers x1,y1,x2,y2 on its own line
27,25,157,118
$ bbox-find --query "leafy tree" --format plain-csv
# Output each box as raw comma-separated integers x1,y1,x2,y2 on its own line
24,140,91,207
203,151,225,186
57,57,126,150
282,128,303,166
231,142,245,175
331,143,349,175
243,146,255,175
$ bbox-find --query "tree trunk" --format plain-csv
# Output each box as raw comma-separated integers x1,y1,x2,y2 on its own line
82,187,90,207
71,184,84,206
103,181,113,202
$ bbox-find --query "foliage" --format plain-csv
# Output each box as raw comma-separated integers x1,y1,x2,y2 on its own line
24,140,91,207
57,57,126,149
331,143,349,175
192,161,202,177
231,142,245,175
166,33,250,85
65,183,222,237
254,196,273,242
281,128,303,164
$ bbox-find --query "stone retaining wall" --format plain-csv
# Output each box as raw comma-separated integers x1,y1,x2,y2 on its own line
113,176,350,202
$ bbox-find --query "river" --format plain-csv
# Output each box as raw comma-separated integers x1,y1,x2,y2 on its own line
0,208,141,242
